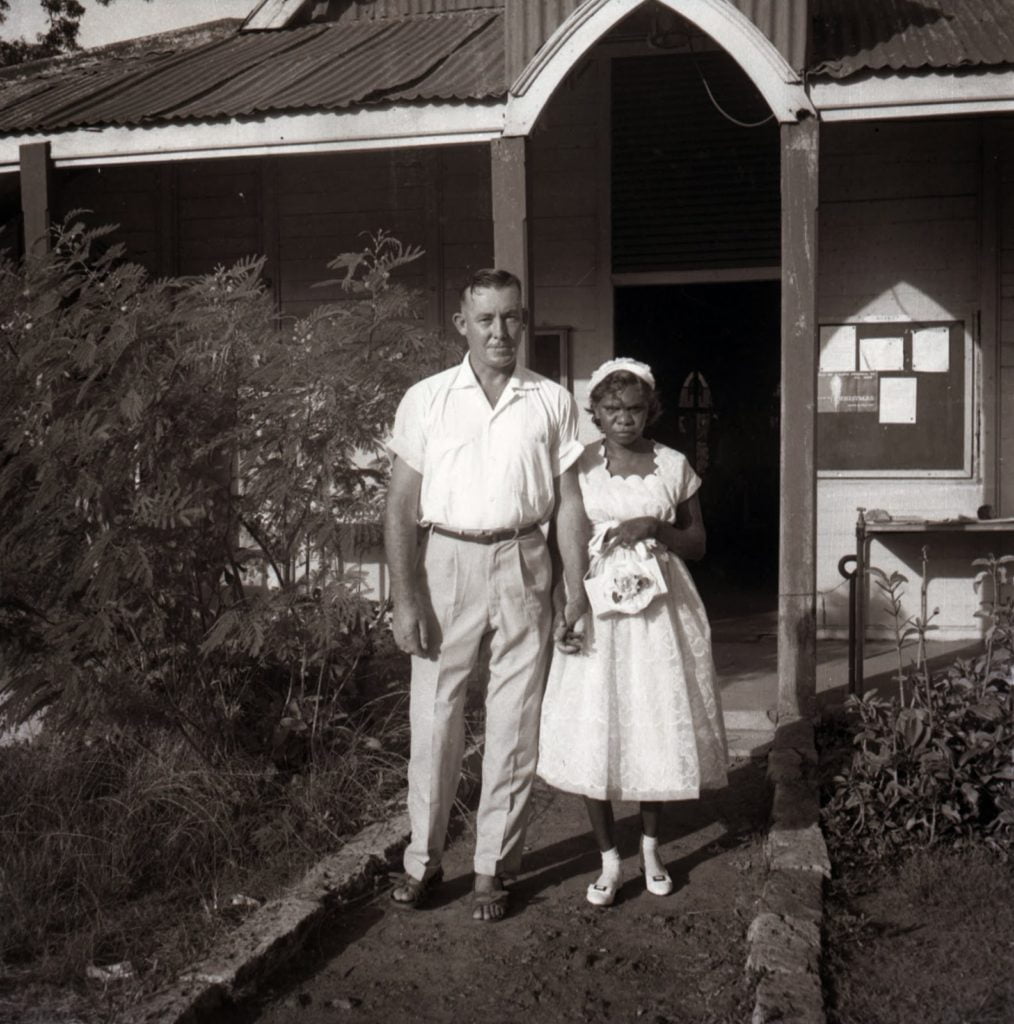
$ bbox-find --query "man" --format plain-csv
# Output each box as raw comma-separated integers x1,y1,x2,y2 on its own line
384,268,588,922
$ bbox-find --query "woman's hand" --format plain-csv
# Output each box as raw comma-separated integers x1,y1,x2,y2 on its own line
603,516,658,550
552,583,588,654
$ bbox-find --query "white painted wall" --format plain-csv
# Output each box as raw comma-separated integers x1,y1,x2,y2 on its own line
530,57,613,443
817,119,998,639
999,125,1014,518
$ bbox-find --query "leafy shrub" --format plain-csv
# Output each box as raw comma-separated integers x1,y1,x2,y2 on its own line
0,217,449,999
0,217,455,761
821,555,1014,863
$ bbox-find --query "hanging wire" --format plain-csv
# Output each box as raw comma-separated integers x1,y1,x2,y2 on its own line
646,13,775,129
688,36,775,129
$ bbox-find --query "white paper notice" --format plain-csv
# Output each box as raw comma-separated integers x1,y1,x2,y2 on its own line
819,325,856,372
859,335,904,371
879,377,917,423
912,326,950,372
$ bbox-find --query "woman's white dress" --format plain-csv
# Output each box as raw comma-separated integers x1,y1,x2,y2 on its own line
537,442,728,802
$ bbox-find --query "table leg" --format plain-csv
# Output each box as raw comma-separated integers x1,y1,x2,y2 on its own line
855,536,870,696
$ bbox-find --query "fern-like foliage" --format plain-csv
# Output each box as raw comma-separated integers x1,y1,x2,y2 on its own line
0,217,456,762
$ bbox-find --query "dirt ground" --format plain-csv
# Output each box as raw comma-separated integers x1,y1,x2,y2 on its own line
229,759,770,1024
823,846,1014,1024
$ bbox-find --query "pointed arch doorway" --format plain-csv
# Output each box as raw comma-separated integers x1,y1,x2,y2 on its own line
616,281,781,621
499,0,819,718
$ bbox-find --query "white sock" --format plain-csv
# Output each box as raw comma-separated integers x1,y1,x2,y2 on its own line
596,846,622,887
641,834,666,877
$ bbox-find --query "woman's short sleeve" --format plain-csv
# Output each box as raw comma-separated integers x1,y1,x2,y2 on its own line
658,445,701,505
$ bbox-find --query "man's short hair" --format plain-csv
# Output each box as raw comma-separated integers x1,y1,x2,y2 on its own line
459,268,522,305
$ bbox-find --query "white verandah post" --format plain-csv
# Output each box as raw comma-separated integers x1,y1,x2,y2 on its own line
778,115,820,722
490,136,533,367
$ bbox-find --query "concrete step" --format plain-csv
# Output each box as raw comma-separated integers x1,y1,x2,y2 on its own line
724,708,776,759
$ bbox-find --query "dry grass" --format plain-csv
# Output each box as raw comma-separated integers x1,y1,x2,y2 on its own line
0,681,410,1022
824,845,1014,1024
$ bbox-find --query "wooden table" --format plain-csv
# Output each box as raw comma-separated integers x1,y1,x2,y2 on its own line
842,509,1014,694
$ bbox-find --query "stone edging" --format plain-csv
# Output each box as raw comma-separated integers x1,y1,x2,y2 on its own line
747,716,831,1024
132,810,412,1024
131,745,484,1024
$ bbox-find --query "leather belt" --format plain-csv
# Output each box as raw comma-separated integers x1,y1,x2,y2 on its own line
429,522,541,545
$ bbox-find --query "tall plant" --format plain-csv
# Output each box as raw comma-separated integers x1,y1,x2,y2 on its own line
0,218,453,759
823,553,1014,862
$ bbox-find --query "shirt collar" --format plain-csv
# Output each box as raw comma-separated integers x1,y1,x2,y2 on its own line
450,352,541,391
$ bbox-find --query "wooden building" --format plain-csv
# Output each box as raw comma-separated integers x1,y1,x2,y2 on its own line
4,0,1014,717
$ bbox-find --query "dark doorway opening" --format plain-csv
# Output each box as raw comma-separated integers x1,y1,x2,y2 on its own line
614,281,780,620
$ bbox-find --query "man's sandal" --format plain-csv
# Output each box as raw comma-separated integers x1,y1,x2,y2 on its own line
390,867,443,909
471,884,510,922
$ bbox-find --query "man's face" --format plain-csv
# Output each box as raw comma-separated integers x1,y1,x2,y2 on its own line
453,284,524,374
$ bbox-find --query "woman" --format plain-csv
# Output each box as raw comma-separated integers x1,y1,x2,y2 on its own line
538,357,728,906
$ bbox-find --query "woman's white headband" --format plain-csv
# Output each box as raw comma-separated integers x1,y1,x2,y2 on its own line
588,357,656,394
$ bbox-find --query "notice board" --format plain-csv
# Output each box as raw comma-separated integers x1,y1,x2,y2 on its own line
816,320,969,475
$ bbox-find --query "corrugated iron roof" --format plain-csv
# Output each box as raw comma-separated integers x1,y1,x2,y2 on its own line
308,0,503,20
4,2,1014,136
811,0,1014,79
0,11,505,134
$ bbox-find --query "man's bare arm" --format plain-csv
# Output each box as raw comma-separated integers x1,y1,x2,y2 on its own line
384,455,429,656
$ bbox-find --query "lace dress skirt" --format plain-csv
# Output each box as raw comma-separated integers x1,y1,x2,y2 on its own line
537,442,728,802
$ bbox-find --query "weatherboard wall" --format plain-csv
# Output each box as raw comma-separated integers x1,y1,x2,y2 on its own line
815,117,996,640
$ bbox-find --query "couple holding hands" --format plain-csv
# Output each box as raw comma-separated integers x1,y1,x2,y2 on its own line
384,268,727,922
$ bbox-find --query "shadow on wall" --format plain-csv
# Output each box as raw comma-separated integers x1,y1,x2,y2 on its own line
842,532,1008,640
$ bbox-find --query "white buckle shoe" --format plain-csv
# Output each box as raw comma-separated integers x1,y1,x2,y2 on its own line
586,877,619,907
639,856,674,896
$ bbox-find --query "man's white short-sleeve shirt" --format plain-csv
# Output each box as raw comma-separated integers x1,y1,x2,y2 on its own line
389,354,583,531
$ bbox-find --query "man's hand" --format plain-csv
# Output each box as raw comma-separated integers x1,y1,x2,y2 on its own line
392,593,429,657
604,516,658,550
384,456,428,656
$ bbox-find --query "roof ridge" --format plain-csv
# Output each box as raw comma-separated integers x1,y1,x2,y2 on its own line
311,3,503,26
0,19,243,82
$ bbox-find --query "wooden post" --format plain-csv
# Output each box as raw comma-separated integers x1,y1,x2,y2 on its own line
778,115,819,721
20,141,52,259
491,136,532,366
980,123,1000,513
422,149,444,332
259,159,281,311
157,164,178,277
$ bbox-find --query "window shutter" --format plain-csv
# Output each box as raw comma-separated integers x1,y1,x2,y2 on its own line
611,52,780,273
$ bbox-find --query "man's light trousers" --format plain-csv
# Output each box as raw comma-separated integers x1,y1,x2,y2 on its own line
403,528,552,880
